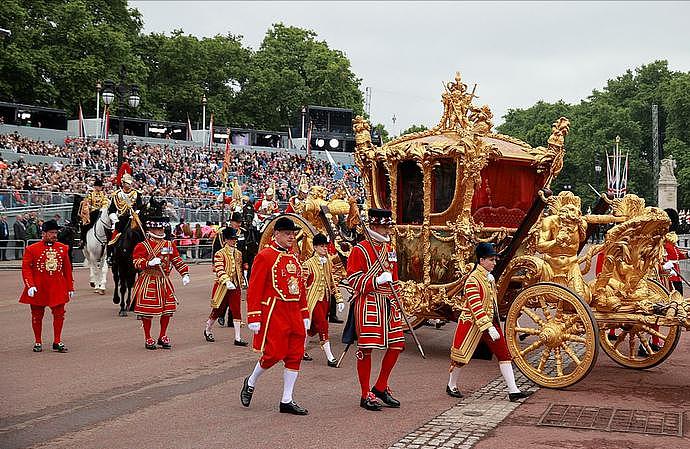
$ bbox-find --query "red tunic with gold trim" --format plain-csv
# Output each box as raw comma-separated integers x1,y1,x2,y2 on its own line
132,238,189,316
254,198,280,219
451,265,511,364
346,239,405,350
247,242,309,370
19,241,73,307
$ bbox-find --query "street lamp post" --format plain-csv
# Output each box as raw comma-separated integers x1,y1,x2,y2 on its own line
96,82,101,138
301,106,307,138
101,65,140,172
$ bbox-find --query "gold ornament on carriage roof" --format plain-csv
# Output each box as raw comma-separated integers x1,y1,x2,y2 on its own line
353,71,571,326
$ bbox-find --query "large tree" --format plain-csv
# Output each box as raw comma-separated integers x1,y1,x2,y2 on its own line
236,23,364,130
497,61,689,209
0,0,146,118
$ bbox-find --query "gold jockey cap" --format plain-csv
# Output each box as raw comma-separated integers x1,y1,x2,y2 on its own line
266,181,275,196
298,175,309,193
232,178,242,201
121,173,134,185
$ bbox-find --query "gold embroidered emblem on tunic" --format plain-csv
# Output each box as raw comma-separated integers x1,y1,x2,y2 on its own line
286,261,297,274
44,248,58,273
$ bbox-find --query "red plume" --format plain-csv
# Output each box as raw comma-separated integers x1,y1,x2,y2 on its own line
116,161,132,187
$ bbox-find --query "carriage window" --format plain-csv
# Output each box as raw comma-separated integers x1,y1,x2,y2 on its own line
376,161,391,209
398,160,423,224
432,159,456,213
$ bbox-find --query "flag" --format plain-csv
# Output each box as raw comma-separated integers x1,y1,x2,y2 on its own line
222,128,232,176
325,149,344,179
78,103,86,139
207,114,214,148
287,126,293,149
186,114,193,141
306,120,313,156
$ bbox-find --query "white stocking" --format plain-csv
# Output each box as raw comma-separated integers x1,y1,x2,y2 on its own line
499,361,521,393
205,318,214,332
248,362,265,387
322,340,335,361
448,367,461,389
233,320,241,341
281,369,299,404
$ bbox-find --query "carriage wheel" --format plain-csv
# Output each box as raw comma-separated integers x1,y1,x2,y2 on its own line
598,280,682,369
258,213,318,261
506,282,599,388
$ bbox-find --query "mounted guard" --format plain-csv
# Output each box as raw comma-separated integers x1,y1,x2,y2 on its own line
254,181,280,221
285,176,310,214
79,178,110,246
107,172,143,248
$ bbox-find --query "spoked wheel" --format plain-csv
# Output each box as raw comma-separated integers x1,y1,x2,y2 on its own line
506,282,599,388
258,213,318,261
598,280,682,369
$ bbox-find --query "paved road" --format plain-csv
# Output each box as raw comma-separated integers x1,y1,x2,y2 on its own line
1,265,688,449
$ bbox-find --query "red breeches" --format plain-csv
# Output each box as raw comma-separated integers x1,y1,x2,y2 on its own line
307,300,329,341
30,304,66,343
209,289,241,321
258,301,306,371
481,327,511,361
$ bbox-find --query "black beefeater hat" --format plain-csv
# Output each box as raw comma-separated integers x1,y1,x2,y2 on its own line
42,219,60,232
222,227,239,240
368,208,393,225
274,216,300,232
475,242,498,260
313,233,329,246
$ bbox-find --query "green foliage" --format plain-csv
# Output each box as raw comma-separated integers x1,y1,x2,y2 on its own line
497,61,690,209
399,124,428,136
0,7,364,131
236,23,364,130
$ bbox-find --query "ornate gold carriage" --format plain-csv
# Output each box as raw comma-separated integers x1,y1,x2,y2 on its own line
354,72,690,388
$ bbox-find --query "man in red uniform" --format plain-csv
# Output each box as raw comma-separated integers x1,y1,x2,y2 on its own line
132,217,190,350
662,208,688,294
254,182,280,220
447,243,531,402
20,219,74,352
240,217,310,415
204,227,247,345
346,208,404,411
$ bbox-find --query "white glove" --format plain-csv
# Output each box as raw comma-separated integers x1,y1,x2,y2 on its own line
69,291,74,299
375,271,393,285
182,274,190,286
303,318,311,330
248,322,261,334
670,269,678,277
487,272,496,283
337,302,345,313
488,326,500,341
109,213,119,228
27,287,37,297
663,261,675,271
225,280,236,290
148,257,161,267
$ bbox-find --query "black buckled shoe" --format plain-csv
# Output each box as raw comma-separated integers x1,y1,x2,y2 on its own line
52,342,68,353
157,336,172,349
234,339,248,347
279,401,309,415
508,391,533,402
327,359,339,368
145,338,157,350
204,329,215,342
303,352,313,361
371,386,400,408
240,376,254,407
446,385,463,398
360,393,383,411
33,343,42,352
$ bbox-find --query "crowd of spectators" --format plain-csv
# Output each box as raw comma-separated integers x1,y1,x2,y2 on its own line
0,132,365,211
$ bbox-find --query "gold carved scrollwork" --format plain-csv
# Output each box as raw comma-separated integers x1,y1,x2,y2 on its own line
528,117,571,188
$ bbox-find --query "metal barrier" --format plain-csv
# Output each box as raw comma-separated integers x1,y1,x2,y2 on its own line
172,239,214,264
0,239,26,261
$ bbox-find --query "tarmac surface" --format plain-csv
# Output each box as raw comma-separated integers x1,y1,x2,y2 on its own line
1,264,688,449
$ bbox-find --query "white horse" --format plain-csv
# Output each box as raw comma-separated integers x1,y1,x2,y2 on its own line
82,207,112,295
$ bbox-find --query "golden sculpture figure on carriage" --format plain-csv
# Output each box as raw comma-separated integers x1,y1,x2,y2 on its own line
352,71,690,389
